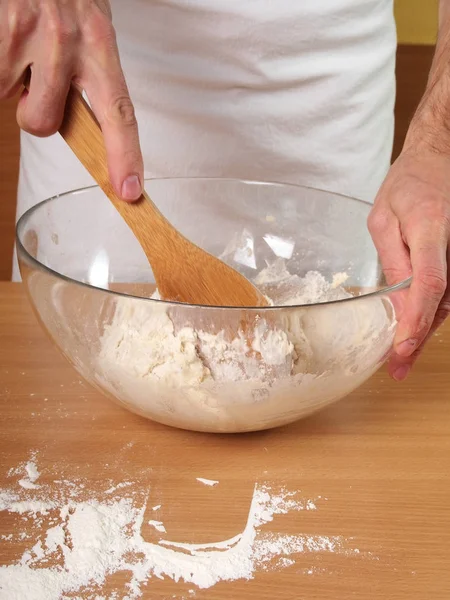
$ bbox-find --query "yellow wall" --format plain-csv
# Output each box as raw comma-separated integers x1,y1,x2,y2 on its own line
394,0,438,45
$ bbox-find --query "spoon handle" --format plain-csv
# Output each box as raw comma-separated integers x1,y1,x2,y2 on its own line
59,86,170,251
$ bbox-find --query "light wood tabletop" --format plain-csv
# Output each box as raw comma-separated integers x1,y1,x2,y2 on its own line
0,282,449,599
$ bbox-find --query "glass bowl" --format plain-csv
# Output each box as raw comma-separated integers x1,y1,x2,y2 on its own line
16,178,410,433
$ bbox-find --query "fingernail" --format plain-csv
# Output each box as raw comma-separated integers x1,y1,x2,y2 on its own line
396,338,418,357
121,174,141,201
393,365,410,381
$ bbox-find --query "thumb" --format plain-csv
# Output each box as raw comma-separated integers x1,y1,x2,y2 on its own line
368,208,411,317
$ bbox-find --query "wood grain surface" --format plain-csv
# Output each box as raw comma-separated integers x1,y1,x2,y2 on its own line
0,283,449,599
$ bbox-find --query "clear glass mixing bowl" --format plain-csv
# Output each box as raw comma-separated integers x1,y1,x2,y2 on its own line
16,178,410,433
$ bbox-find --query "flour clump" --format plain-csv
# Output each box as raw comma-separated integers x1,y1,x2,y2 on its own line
95,259,394,432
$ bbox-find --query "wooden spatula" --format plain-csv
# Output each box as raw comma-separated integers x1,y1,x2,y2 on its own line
57,85,268,308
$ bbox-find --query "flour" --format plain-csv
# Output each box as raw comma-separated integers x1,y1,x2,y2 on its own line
148,519,166,533
95,259,395,432
18,461,40,490
196,478,219,487
0,456,363,599
104,481,133,495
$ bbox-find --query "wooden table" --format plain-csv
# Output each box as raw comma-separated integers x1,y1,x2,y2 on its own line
1,282,449,599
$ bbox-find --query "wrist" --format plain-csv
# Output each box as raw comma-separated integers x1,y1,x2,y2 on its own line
404,82,450,156
404,27,450,155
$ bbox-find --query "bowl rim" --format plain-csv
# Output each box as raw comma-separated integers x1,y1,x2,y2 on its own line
16,176,412,310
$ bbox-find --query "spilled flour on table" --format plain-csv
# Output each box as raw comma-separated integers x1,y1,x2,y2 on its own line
148,519,167,533
8,454,40,491
196,478,219,487
18,462,40,491
0,455,363,599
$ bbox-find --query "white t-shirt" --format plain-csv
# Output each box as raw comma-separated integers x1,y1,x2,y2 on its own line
13,0,396,279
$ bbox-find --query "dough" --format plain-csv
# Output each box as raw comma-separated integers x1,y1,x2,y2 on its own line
94,260,395,432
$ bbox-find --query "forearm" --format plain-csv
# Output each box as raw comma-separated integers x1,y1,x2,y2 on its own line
440,0,450,25
403,1,450,153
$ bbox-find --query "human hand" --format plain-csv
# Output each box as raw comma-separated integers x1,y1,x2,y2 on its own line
368,150,450,381
0,0,143,201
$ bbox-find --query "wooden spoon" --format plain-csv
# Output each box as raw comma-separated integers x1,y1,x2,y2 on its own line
57,85,268,308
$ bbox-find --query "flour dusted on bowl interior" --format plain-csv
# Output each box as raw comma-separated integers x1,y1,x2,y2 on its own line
95,260,395,432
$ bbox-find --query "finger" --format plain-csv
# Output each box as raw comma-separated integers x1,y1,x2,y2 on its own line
0,38,29,99
393,224,448,360
79,22,143,202
388,345,419,381
0,64,26,100
388,245,450,381
0,8,37,99
388,295,449,380
429,246,450,332
388,322,432,381
16,45,73,136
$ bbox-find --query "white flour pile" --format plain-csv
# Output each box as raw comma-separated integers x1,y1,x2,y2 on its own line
196,478,219,487
9,457,40,490
95,259,395,432
0,456,362,599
